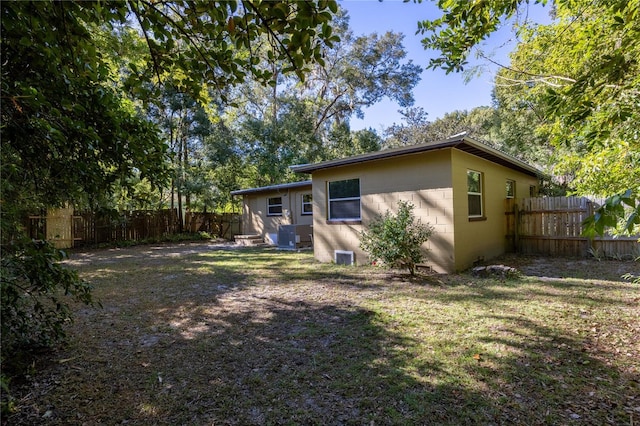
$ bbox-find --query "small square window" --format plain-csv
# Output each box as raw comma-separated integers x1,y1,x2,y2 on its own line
506,180,515,198
302,194,313,215
267,197,282,216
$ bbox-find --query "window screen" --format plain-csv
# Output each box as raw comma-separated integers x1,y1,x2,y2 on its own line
267,197,282,216
302,194,313,215
467,171,483,217
328,179,360,220
506,180,515,198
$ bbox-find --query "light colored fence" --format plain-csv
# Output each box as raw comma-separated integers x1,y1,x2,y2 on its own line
506,197,639,259
28,206,75,249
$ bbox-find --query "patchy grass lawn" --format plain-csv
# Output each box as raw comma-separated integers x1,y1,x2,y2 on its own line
6,243,640,425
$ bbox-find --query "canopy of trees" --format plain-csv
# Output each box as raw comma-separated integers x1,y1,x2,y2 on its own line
1,2,426,389
1,1,339,222
103,9,420,212
417,0,639,233
0,0,345,391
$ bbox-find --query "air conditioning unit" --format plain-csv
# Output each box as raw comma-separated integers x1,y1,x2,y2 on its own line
277,225,296,250
334,250,354,266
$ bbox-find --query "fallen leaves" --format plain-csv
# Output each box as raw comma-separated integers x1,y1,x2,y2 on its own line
5,245,639,425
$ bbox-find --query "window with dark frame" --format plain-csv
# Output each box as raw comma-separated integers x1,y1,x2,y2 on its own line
267,196,283,216
302,194,313,215
506,180,515,199
467,170,483,218
328,178,361,220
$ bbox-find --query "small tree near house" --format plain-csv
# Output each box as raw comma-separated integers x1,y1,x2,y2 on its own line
360,200,434,276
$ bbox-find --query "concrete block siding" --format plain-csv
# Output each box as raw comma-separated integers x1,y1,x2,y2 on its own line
306,143,538,273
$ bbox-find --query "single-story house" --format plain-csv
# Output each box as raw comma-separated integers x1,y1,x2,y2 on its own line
289,136,542,273
230,180,313,248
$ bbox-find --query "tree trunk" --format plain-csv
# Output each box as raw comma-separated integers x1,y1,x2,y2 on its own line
177,186,183,233
170,179,176,233
183,133,190,214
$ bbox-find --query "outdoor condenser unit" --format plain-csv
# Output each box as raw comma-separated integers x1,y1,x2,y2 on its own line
277,225,297,250
334,250,354,266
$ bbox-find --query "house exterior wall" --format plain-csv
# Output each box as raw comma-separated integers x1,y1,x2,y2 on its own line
311,149,457,273
241,186,313,243
310,147,539,273
450,149,538,271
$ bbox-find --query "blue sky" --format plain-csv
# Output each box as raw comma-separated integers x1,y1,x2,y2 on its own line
339,0,552,132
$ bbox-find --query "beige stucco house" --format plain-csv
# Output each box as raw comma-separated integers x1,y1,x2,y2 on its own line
290,136,541,273
231,180,313,247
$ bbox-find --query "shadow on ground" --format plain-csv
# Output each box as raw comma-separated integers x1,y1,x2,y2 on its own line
6,243,639,425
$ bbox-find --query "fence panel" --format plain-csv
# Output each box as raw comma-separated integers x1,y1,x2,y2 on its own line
27,207,74,249
506,196,639,258
27,208,240,248
68,209,192,247
185,212,241,239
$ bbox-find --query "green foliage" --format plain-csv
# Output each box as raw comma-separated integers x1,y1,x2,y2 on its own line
0,1,341,408
384,106,501,149
360,201,433,276
418,0,639,232
622,272,640,285
489,1,640,196
283,10,422,133
1,238,97,366
351,128,383,154
208,8,418,192
2,2,170,210
121,0,340,96
417,0,532,73
0,236,99,413
582,190,640,238
2,0,342,214
332,16,422,116
1,377,15,417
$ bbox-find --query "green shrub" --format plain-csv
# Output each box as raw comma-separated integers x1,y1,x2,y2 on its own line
1,237,97,370
360,200,434,276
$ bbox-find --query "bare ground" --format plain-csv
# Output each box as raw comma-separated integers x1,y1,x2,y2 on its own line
4,242,639,425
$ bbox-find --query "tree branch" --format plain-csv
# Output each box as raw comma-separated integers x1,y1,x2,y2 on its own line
241,0,299,74
127,0,163,85
136,0,225,96
314,88,349,134
494,74,570,88
479,51,577,84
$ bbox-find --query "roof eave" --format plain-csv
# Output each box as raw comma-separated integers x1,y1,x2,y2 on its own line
290,136,464,174
290,136,542,177
230,180,312,196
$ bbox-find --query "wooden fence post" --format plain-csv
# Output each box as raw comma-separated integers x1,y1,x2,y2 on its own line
514,202,520,254
585,199,593,257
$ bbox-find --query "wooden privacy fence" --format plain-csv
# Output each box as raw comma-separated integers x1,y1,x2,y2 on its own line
506,197,639,259
28,209,241,248
185,212,241,240
73,209,180,246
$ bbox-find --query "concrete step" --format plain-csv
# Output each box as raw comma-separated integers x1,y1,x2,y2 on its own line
234,234,264,246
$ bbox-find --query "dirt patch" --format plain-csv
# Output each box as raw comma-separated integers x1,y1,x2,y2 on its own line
494,253,637,282
5,243,638,425
66,240,244,267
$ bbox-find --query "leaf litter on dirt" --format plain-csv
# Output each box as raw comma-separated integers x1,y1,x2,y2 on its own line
5,243,639,425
